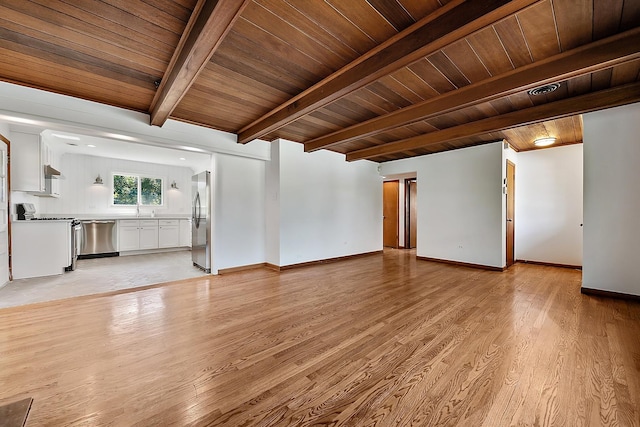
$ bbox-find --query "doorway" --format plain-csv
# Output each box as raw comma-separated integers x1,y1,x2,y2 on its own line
506,160,515,267
383,180,399,248
405,179,417,249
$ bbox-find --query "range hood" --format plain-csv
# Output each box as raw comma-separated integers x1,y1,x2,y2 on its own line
27,165,62,197
44,164,61,177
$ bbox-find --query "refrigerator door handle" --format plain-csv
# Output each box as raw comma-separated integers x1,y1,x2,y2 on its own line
194,192,201,229
192,194,196,223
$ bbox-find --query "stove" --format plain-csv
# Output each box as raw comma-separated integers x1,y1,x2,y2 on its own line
15,204,76,221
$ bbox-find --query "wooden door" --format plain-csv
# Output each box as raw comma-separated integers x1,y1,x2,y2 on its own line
405,179,417,249
506,160,515,267
383,181,399,248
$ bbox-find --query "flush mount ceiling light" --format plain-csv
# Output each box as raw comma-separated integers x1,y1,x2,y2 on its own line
527,83,561,96
534,137,556,147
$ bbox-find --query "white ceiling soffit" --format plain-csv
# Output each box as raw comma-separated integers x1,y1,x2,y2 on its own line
41,130,211,171
0,81,271,161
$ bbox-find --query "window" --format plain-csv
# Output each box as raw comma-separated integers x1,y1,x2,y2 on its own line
113,174,163,206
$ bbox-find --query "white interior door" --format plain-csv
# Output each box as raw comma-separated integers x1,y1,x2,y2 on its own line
0,140,8,286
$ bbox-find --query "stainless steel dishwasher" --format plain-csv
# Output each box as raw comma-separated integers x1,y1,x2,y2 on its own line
79,220,119,258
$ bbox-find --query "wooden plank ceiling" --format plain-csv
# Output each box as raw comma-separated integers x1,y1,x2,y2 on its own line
1,0,639,162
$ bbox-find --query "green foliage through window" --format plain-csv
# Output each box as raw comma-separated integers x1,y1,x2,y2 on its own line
141,177,162,205
113,174,163,206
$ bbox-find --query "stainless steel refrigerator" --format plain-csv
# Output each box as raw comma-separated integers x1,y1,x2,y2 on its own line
192,171,211,273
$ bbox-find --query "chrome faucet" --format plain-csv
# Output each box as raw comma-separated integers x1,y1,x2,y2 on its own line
136,204,140,217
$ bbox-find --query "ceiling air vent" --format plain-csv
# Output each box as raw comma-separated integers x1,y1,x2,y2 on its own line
527,83,561,96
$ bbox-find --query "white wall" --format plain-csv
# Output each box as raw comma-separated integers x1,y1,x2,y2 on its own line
0,122,8,138
272,139,382,266
515,144,583,266
583,102,640,296
265,142,280,265
211,153,265,272
381,142,505,268
39,153,194,217
421,143,504,267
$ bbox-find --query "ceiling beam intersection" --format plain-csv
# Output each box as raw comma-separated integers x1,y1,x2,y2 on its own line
346,81,640,161
305,28,640,152
237,0,540,144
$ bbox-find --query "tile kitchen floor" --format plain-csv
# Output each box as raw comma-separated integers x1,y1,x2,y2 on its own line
0,250,209,309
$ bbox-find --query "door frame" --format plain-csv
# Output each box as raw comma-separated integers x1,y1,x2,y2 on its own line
506,160,515,268
0,132,11,281
404,178,417,249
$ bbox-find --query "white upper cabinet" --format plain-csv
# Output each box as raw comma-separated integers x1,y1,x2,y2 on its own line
10,132,45,193
10,132,60,197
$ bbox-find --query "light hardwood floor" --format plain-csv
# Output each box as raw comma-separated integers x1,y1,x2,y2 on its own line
0,250,638,426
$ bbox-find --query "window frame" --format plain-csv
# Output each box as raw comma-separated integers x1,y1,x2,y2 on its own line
111,172,164,207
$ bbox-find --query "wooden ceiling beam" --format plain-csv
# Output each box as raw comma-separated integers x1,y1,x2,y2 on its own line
237,0,540,144
306,28,640,152
149,0,250,127
346,81,640,161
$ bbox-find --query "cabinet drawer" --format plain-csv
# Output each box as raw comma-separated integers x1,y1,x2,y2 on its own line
140,220,158,227
119,220,139,227
158,219,179,226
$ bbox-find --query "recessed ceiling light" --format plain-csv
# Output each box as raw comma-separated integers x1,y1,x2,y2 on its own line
178,145,206,153
105,133,136,141
534,137,556,147
87,144,96,148
52,133,80,140
179,157,186,161
0,115,41,125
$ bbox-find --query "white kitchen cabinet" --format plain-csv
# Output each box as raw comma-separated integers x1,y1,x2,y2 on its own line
10,132,60,197
139,220,159,249
117,219,190,252
10,132,45,192
118,219,158,251
12,221,70,279
158,220,179,248
118,221,140,251
179,219,192,247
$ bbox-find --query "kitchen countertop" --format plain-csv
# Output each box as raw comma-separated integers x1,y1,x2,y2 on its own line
77,216,191,221
14,215,191,222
